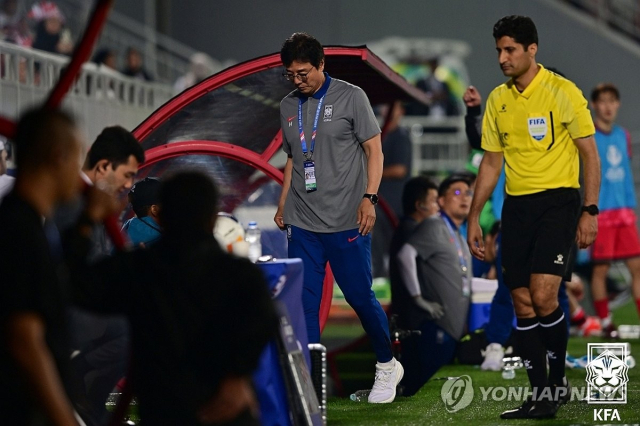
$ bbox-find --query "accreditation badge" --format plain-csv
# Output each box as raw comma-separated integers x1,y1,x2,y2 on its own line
303,160,317,193
462,276,470,297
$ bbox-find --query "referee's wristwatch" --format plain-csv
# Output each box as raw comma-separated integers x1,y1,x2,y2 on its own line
363,193,379,205
581,204,599,216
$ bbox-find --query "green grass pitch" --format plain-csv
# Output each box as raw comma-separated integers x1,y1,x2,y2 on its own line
325,300,640,425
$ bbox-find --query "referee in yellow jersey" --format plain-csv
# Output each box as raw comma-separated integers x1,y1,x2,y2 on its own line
467,15,601,420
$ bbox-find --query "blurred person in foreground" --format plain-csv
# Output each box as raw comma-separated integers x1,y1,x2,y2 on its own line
467,15,600,419
67,171,277,425
0,108,113,426
393,175,472,396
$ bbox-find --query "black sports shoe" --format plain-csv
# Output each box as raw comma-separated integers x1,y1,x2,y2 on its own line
528,399,559,419
500,396,535,419
529,382,571,419
557,381,572,405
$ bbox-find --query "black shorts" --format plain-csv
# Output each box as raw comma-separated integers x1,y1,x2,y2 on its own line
501,188,581,290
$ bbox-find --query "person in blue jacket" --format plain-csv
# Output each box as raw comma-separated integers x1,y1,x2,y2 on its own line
122,177,162,247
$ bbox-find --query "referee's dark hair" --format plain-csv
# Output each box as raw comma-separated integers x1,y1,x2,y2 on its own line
591,83,620,102
84,126,144,170
14,107,76,172
280,32,324,68
402,176,438,216
493,15,538,50
159,171,219,235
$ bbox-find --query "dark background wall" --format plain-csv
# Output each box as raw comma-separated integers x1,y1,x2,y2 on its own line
113,0,640,132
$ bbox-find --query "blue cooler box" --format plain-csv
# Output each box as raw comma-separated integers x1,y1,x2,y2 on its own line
468,278,498,331
254,258,311,426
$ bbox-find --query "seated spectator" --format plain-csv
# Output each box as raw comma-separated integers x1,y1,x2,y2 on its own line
390,175,439,320
121,46,152,81
122,177,162,247
29,1,72,55
392,175,472,396
0,138,15,200
173,52,219,94
68,171,278,425
88,47,120,99
1,0,30,45
0,0,20,30
92,47,117,70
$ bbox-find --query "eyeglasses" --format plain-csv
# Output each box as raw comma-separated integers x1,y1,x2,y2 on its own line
282,67,315,82
451,189,474,197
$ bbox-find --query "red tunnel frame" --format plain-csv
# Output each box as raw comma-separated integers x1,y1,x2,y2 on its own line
141,140,336,331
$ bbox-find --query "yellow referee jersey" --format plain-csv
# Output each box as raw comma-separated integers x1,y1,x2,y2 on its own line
481,64,595,196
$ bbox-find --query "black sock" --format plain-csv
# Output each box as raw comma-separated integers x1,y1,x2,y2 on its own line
515,317,547,399
539,306,568,386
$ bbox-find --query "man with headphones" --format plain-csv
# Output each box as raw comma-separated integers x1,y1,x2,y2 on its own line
391,175,472,396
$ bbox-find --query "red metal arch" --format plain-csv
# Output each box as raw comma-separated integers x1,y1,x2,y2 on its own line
133,53,283,142
132,46,428,143
142,140,283,182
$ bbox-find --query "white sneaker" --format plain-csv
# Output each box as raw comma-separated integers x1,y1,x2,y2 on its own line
368,358,404,403
481,343,504,371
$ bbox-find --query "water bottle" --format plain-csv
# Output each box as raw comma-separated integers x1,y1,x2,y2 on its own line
618,325,640,339
245,221,262,263
350,389,370,402
501,366,516,380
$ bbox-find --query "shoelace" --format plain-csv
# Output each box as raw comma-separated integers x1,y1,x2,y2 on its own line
372,369,392,390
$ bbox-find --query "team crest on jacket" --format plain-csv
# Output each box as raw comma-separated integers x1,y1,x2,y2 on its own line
324,105,333,121
527,117,547,141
